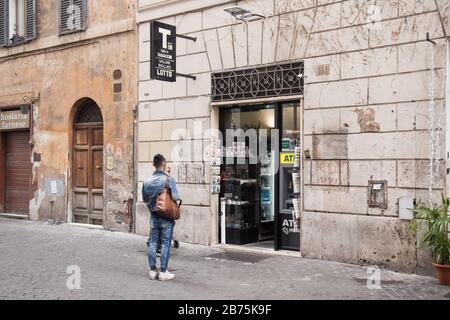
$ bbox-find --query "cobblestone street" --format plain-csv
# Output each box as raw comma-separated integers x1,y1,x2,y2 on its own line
0,218,449,300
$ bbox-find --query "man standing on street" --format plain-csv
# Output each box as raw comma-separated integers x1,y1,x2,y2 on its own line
142,154,180,281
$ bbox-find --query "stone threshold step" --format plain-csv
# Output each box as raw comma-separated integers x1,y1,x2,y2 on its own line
68,223,104,230
0,213,29,220
217,243,302,258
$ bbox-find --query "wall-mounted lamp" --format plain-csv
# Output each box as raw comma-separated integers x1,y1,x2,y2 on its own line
224,6,265,22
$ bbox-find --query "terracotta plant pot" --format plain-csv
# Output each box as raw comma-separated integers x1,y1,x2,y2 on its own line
432,263,450,286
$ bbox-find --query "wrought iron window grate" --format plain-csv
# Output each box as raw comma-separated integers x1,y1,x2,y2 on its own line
211,62,304,102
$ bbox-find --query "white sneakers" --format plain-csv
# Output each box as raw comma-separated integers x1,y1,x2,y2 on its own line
158,271,175,281
148,270,175,281
149,270,158,280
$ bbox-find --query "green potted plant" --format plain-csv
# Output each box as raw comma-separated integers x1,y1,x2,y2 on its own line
410,195,450,285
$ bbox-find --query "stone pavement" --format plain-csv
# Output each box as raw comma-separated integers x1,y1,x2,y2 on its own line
0,218,449,300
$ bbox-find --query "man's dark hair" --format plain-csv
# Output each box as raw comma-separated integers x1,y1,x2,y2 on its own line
153,154,166,168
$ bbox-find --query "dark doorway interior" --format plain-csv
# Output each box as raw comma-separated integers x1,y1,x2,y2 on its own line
219,101,300,251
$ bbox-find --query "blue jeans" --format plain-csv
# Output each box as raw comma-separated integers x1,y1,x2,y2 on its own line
148,213,175,273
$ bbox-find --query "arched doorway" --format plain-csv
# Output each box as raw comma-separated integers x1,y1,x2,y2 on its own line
72,99,104,225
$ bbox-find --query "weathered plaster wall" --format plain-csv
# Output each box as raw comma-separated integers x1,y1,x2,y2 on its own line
137,0,448,273
0,0,137,231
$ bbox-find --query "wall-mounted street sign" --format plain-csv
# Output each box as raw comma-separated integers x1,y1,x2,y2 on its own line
150,20,177,82
0,108,30,130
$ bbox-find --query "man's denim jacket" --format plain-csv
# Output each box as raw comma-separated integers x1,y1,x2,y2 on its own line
142,170,180,214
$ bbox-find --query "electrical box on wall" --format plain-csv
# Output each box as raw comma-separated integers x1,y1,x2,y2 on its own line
44,179,65,197
368,180,387,209
399,197,415,220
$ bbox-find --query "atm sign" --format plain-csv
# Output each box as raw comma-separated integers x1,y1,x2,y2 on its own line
280,153,295,164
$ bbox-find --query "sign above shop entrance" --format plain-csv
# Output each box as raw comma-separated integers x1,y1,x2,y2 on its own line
150,21,197,83
150,20,177,82
0,108,30,130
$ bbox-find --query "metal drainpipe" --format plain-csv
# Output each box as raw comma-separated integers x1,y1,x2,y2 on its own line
446,41,450,196
29,95,39,221
131,104,138,233
29,102,34,221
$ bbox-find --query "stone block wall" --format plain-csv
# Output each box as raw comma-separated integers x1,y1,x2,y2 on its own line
300,0,448,273
137,0,449,273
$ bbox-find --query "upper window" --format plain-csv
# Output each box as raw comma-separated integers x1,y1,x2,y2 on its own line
0,0,36,47
59,0,87,35
9,0,25,40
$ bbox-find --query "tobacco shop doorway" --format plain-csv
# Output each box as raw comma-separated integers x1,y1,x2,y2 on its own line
218,101,301,251
0,106,32,216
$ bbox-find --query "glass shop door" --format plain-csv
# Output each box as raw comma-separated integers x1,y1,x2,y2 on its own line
219,104,277,247
218,101,301,252
276,102,301,251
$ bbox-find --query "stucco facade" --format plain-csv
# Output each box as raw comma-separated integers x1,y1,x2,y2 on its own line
0,0,137,232
136,0,450,274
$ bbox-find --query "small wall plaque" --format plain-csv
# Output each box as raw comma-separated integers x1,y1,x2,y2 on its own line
113,69,122,80
113,83,122,93
44,179,65,197
106,156,114,170
316,64,331,76
368,180,387,209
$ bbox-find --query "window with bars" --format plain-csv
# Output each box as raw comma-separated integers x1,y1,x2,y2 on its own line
59,0,87,35
0,0,36,47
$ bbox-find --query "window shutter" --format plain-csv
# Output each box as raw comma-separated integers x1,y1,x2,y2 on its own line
0,0,8,47
59,0,71,34
59,0,87,35
73,0,87,30
25,0,37,41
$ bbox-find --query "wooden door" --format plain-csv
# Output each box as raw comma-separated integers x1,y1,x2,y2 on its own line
5,131,31,214
73,124,104,225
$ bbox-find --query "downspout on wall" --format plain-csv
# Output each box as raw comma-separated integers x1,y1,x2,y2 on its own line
446,40,450,196
132,104,138,233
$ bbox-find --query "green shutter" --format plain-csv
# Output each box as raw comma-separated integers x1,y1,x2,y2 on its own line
59,0,87,35
73,0,87,30
25,0,36,41
0,0,8,47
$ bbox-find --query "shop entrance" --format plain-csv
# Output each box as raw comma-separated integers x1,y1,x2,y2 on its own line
4,131,31,214
72,99,104,225
219,101,301,251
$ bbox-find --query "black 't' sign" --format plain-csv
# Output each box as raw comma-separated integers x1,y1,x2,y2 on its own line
150,21,177,82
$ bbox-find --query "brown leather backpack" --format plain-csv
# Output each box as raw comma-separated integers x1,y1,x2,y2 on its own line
155,177,182,220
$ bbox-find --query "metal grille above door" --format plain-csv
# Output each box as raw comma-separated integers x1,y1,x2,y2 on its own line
75,100,103,123
211,62,304,103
